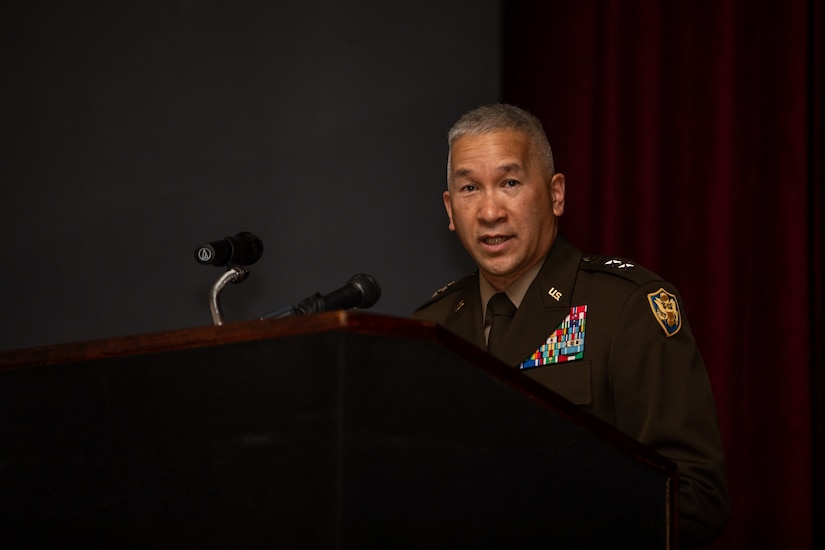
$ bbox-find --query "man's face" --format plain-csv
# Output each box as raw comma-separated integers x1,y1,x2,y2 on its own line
444,129,565,291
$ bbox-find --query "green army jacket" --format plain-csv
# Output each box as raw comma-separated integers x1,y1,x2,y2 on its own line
413,234,730,547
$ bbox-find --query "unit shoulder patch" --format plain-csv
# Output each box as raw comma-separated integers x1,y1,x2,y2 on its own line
647,288,682,337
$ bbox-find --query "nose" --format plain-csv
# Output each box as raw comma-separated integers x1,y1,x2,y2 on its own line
477,190,506,225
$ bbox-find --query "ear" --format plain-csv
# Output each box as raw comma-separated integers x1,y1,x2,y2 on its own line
550,173,566,217
442,190,456,231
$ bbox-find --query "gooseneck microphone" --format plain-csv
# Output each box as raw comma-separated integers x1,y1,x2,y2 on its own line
260,274,382,319
195,232,264,267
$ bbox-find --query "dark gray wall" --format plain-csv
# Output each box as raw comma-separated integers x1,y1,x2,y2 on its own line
0,1,500,351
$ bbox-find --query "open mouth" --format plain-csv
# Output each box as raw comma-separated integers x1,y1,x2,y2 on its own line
482,236,509,246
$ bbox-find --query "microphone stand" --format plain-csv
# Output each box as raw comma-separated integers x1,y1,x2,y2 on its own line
208,265,249,326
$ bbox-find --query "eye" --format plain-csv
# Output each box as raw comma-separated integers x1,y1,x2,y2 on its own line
460,183,477,192
503,179,520,188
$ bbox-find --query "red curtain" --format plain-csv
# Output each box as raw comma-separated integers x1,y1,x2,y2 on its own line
503,1,822,548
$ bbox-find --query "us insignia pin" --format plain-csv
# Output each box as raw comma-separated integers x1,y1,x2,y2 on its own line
647,288,681,337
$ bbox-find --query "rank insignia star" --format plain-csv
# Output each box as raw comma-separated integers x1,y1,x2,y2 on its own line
605,259,635,270
431,280,455,298
647,288,682,337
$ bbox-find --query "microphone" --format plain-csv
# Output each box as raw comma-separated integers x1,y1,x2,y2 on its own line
195,231,263,267
260,274,382,319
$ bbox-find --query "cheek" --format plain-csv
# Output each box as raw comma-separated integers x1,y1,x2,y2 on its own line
524,193,554,216
517,199,543,219
451,211,480,242
449,205,470,226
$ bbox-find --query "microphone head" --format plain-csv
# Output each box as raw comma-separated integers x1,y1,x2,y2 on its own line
226,231,263,266
348,273,381,309
194,231,263,267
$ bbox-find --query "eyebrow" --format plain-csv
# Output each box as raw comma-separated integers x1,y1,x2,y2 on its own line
453,163,525,179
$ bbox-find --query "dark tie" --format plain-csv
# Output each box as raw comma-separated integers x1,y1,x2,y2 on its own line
486,292,517,356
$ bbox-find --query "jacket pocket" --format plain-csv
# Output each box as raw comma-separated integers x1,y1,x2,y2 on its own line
523,361,592,405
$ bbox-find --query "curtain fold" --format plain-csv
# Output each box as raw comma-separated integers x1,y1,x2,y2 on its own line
503,1,821,547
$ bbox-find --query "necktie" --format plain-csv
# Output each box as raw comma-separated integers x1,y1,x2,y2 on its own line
486,292,517,357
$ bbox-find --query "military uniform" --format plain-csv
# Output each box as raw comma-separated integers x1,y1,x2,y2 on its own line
413,234,729,547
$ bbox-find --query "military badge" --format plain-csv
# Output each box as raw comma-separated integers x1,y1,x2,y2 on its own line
519,305,587,370
647,288,681,337
604,259,635,270
431,280,455,298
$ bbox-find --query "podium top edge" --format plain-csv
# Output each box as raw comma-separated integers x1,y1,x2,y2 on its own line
0,311,425,369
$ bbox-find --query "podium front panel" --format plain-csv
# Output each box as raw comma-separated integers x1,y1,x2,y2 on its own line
0,314,674,547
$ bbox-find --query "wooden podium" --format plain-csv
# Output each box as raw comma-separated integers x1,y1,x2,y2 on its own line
0,312,677,547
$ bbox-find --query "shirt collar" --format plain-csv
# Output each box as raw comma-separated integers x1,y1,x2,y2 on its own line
480,258,545,326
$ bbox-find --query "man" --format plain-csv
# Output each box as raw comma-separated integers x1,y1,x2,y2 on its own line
413,104,729,547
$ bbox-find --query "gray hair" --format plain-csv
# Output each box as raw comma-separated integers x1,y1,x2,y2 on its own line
447,104,555,184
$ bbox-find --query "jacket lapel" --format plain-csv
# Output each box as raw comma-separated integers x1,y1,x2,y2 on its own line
497,235,582,367
440,273,485,349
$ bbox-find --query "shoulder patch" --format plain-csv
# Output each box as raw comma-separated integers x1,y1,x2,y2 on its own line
647,288,682,337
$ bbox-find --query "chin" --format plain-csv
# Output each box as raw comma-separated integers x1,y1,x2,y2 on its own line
479,262,516,279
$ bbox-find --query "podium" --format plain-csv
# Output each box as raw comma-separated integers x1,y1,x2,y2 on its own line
0,312,677,547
